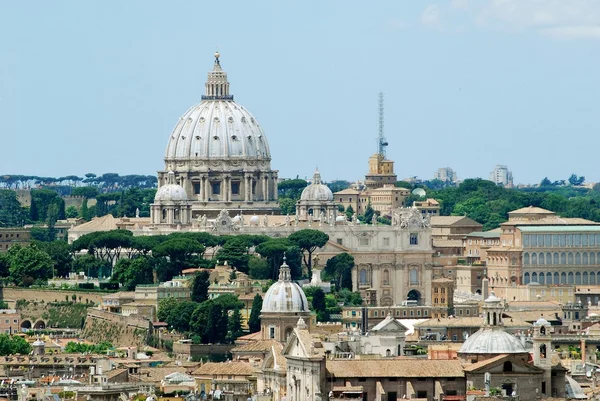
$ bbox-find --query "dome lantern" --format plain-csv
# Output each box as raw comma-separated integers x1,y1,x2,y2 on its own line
202,52,232,100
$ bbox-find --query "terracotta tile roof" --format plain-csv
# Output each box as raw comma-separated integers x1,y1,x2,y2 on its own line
236,331,262,342
415,316,530,329
332,386,364,393
193,361,256,376
326,359,464,378
431,216,482,227
231,340,279,353
135,367,187,383
462,354,508,372
509,206,555,215
69,214,117,232
105,368,128,380
333,189,361,195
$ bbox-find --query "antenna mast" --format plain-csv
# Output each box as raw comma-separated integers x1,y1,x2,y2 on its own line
378,92,388,158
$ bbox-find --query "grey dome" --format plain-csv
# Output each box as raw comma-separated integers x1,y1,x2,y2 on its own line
262,260,309,313
164,55,270,162
300,170,333,201
155,172,187,202
534,317,550,326
459,328,527,355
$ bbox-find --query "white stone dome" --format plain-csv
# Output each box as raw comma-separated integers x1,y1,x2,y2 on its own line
155,172,188,202
300,170,333,201
534,316,550,326
459,328,527,355
335,215,346,222
164,54,270,162
262,260,309,313
32,339,45,347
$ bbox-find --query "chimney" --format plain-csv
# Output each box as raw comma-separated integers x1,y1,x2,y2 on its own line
581,339,587,362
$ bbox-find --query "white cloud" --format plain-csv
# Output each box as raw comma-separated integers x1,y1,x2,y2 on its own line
421,4,443,28
421,0,600,39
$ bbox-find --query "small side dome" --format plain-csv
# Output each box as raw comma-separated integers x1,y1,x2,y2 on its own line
300,169,333,201
155,172,188,202
250,215,260,226
335,215,346,222
534,316,550,326
32,339,45,347
262,258,309,313
485,292,502,304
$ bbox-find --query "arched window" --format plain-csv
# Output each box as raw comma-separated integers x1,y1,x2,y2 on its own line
583,253,589,265
561,272,567,284
382,269,390,286
583,272,589,284
359,269,368,285
568,253,574,265
554,272,559,284
524,253,530,265
540,344,547,358
532,272,538,283
539,272,545,284
174,209,180,221
546,272,552,284
524,272,530,284
576,272,582,284
540,326,546,335
554,253,559,265
546,252,552,264
539,253,545,265
568,272,574,284
532,253,538,264
591,253,596,265
591,272,596,285
561,253,567,264
162,208,167,220
576,253,582,265
503,361,513,372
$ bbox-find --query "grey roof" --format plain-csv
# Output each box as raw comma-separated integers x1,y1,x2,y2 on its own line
459,328,527,355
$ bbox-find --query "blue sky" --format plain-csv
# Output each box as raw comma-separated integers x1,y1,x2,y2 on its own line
1,0,599,185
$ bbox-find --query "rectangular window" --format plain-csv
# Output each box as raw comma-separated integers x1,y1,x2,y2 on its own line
231,181,240,195
409,233,418,245
212,182,221,195
269,327,275,339
193,182,201,195
466,309,470,315
383,238,390,246
359,238,370,246
336,238,343,245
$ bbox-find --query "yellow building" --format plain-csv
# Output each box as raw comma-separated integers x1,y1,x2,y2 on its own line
365,154,397,190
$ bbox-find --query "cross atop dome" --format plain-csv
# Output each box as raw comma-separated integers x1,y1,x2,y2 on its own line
202,52,233,101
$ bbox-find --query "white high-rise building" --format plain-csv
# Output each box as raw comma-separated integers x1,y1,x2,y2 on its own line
489,165,513,187
434,167,457,182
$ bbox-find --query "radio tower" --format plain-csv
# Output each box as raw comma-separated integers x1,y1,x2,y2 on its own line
377,92,388,158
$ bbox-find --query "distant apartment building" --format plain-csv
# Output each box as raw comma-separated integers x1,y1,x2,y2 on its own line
489,164,513,187
0,228,30,252
0,310,21,334
413,198,440,216
434,167,457,183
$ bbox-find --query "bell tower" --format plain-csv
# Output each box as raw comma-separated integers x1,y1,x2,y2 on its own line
532,315,552,396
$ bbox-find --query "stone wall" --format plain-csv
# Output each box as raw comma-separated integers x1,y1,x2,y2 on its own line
82,308,150,347
0,287,105,308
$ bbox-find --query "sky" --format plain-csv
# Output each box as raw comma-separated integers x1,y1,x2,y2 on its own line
1,0,599,185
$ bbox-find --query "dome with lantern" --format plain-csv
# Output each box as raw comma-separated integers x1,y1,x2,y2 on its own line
261,258,309,313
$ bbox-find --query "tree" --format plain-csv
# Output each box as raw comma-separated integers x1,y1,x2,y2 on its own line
34,241,73,278
206,303,228,343
540,177,552,187
288,229,329,279
72,254,110,278
568,174,585,186
345,205,354,220
255,239,293,279
80,198,90,221
323,252,355,290
7,244,53,286
0,190,25,227
191,270,210,303
227,307,244,343
153,238,205,281
311,288,328,322
111,257,154,291
157,297,179,323
363,204,378,224
0,335,31,355
65,206,79,218
248,255,270,279
0,253,8,278
248,294,263,333
215,237,250,272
